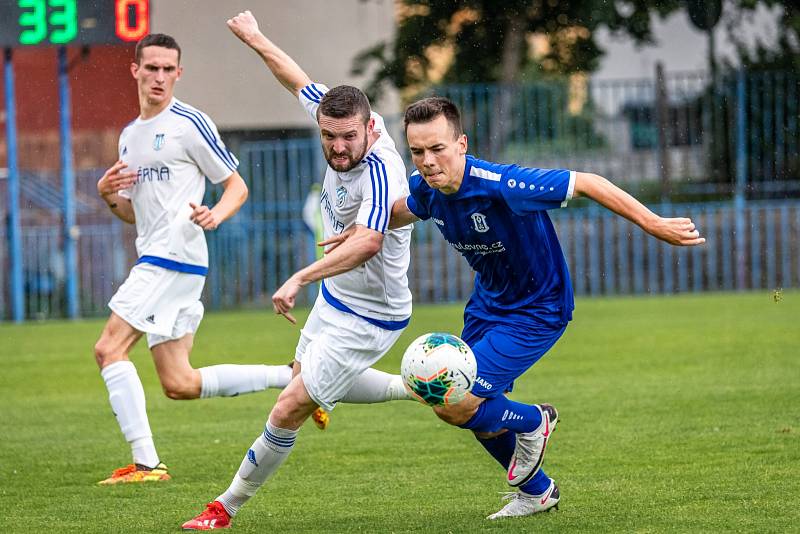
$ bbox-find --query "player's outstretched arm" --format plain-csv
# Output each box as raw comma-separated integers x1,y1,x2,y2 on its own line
272,225,383,324
189,172,248,231
388,196,419,229
573,172,705,246
97,160,136,224
226,10,312,97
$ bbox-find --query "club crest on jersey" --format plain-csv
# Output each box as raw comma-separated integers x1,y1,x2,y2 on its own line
335,186,348,208
153,133,165,151
471,212,489,233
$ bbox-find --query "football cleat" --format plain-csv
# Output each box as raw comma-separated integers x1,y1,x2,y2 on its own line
97,462,171,485
487,480,560,520
182,501,231,530
311,407,330,430
507,404,558,487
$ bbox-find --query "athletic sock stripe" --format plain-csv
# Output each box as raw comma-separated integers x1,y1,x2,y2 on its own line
263,428,294,444
171,103,238,169
262,434,295,449
169,108,236,172
262,428,295,447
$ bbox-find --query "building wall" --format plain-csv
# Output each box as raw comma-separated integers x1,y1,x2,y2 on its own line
0,45,138,170
152,0,398,130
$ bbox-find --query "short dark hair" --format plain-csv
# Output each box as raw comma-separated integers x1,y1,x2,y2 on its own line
135,34,181,64
317,85,371,124
404,97,463,138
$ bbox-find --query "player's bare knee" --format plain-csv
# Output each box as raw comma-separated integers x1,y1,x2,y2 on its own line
161,375,201,400
433,403,474,426
94,338,124,368
269,399,298,428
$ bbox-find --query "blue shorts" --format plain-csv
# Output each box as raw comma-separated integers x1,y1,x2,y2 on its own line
462,314,567,398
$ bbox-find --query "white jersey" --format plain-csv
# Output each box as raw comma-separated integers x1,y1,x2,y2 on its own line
118,97,238,273
299,83,412,325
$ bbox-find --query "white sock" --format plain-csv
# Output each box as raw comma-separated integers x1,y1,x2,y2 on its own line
199,364,293,398
216,421,297,516
101,361,159,468
339,368,412,403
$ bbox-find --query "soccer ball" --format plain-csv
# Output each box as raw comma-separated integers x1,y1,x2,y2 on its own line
400,332,477,406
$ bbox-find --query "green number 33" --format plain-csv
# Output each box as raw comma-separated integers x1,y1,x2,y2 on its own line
18,0,77,45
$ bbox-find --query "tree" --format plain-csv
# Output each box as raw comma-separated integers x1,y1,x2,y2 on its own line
353,0,683,102
723,1,800,72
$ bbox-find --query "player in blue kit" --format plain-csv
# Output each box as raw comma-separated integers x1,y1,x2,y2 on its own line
387,97,706,519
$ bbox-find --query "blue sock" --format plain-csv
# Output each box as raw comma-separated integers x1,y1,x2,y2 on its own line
521,468,552,495
476,430,516,468
476,432,552,495
460,396,542,434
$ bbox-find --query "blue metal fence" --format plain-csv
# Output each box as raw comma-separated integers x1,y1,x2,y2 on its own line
2,69,799,320
3,186,798,320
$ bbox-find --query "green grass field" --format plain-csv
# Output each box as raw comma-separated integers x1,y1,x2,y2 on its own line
1,292,798,533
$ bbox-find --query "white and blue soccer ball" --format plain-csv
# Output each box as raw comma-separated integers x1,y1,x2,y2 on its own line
400,332,477,406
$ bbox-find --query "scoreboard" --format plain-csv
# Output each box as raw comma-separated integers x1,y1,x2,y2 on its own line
0,0,150,47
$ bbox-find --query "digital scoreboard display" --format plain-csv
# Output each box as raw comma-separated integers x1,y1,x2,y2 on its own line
0,0,150,47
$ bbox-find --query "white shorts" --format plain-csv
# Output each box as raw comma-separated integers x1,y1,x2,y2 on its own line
296,295,405,412
108,262,205,348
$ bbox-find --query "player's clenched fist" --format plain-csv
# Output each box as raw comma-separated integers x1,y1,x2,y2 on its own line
97,160,136,198
189,202,222,231
226,10,261,44
649,216,705,246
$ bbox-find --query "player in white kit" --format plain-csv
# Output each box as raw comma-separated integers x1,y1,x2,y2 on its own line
182,11,413,529
94,34,297,485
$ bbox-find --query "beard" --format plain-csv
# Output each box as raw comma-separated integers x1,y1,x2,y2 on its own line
324,136,369,172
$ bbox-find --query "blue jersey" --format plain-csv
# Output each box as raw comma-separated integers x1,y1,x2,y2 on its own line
407,155,575,327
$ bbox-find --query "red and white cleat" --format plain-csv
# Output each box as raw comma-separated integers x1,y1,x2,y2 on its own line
182,501,231,530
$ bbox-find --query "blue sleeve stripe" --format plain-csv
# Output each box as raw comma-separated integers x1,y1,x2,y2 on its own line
172,103,238,169
300,87,318,103
367,154,389,232
173,103,238,170
378,157,389,231
170,106,237,172
301,85,321,103
170,108,236,173
309,83,326,99
367,160,378,230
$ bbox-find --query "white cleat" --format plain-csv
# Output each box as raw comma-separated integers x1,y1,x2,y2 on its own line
487,480,560,520
507,403,558,487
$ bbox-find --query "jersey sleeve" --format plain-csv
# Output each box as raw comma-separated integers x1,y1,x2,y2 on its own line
354,154,407,234
298,82,330,123
182,110,239,184
498,166,575,214
406,171,431,220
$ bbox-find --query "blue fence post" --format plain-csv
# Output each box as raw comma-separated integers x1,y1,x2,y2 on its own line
734,70,747,290
780,205,790,289
4,48,24,323
58,47,79,318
